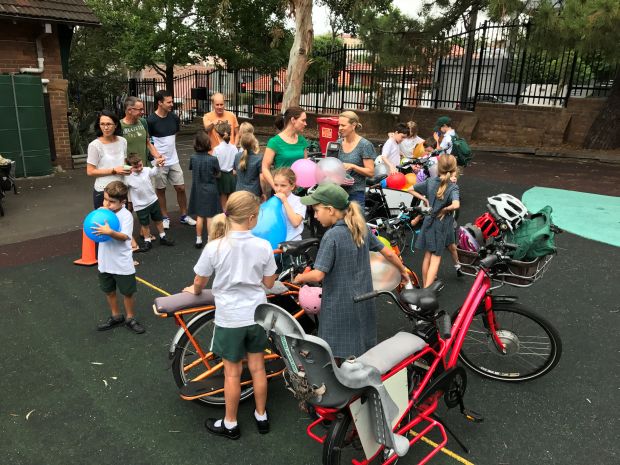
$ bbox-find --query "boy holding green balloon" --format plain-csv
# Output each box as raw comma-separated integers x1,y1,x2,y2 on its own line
93,181,145,334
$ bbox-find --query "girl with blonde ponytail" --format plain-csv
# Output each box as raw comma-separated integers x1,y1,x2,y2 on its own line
234,132,263,197
294,183,409,359
408,154,460,287
184,190,278,439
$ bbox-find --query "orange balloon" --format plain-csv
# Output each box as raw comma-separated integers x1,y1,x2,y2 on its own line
405,173,416,186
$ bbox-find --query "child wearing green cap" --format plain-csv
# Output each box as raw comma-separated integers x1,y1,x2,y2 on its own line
293,184,410,359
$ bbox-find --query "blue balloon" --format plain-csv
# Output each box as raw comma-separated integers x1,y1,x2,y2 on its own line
252,196,287,250
380,179,387,188
84,208,121,243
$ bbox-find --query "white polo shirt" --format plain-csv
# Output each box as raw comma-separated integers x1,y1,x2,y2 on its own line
440,129,456,154
125,166,159,211
194,230,277,328
381,137,401,167
97,206,135,275
285,193,306,241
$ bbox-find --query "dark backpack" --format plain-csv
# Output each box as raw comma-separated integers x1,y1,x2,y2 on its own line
506,205,556,261
451,133,472,167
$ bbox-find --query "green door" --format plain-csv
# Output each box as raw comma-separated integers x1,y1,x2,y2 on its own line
0,74,52,177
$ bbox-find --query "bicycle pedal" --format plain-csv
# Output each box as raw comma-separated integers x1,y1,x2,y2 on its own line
461,408,484,423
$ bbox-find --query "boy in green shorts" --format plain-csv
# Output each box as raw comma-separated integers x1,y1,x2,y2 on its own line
92,181,145,334
124,153,175,250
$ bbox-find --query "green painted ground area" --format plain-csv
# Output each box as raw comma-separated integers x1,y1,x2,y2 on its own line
522,187,620,247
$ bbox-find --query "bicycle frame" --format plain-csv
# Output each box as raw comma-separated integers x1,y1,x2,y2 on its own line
305,267,501,465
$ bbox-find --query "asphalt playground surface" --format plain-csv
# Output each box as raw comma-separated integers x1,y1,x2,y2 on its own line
1,136,619,465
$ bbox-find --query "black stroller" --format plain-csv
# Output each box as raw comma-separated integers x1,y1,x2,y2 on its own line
0,160,17,217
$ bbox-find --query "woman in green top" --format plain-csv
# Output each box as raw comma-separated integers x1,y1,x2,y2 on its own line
262,106,308,191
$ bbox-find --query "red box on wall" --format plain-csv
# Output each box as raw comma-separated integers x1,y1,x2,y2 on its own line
316,117,340,154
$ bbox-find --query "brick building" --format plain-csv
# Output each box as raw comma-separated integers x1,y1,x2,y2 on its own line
0,1,99,172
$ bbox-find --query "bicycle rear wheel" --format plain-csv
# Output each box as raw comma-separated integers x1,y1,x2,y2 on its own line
459,302,562,382
323,412,366,465
171,311,255,405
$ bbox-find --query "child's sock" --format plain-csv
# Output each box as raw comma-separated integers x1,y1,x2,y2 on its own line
159,232,166,239
196,236,203,244
145,237,152,243
254,410,268,421
214,419,237,429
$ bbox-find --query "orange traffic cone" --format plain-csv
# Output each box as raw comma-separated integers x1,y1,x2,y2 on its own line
74,230,98,266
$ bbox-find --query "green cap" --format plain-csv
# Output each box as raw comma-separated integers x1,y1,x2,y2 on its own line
434,116,452,131
301,183,350,210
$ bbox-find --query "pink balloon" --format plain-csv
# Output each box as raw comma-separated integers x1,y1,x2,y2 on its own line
291,158,318,188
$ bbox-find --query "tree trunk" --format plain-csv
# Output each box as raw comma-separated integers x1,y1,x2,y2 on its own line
583,67,620,149
166,63,175,98
282,0,314,112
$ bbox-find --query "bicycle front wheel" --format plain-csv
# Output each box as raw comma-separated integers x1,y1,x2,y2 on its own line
171,311,255,405
459,302,562,382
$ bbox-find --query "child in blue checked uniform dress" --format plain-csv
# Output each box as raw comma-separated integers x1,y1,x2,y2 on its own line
294,184,409,359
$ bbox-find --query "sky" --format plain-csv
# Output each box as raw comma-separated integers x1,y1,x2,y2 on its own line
312,1,422,36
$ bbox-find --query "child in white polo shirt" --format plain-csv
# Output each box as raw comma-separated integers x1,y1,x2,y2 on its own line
92,181,145,334
184,190,277,440
125,153,175,250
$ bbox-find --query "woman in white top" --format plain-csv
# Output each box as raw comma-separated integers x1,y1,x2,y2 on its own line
86,110,129,209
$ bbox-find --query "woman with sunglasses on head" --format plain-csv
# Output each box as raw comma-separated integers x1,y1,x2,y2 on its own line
86,110,130,209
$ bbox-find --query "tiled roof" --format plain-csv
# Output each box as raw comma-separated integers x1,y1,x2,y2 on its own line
0,1,100,25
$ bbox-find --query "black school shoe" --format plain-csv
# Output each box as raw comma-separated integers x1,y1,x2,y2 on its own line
205,418,241,440
125,318,146,334
159,236,175,246
97,315,125,331
255,413,270,434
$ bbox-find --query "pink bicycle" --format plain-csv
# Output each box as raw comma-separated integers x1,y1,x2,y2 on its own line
255,239,561,465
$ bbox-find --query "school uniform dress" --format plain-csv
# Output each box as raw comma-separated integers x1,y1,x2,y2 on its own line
414,177,460,255
313,220,383,358
234,150,263,196
188,153,221,218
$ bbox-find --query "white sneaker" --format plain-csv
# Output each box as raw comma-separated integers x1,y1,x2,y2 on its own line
180,215,197,226
162,217,170,229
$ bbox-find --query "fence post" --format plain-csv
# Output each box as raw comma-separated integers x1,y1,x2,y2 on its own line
459,10,479,109
399,63,407,112
340,44,347,112
515,22,530,106
369,51,377,111
564,52,578,107
251,67,256,118
271,72,275,115
472,21,488,110
433,43,443,109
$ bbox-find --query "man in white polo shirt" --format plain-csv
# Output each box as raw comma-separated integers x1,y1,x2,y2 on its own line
147,90,196,229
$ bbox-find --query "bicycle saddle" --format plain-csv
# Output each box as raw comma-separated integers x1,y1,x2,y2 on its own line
366,174,388,186
399,280,444,316
152,290,215,317
278,237,319,255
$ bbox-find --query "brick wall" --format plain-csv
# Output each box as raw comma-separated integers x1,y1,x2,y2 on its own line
0,20,71,170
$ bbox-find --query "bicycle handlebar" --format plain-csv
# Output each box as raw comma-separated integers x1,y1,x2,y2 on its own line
353,290,380,303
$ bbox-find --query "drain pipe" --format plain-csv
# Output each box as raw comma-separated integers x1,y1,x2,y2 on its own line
20,23,52,75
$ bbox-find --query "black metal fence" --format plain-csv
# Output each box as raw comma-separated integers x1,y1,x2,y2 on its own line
116,21,616,120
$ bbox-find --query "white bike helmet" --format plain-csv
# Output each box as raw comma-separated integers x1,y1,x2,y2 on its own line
487,194,528,231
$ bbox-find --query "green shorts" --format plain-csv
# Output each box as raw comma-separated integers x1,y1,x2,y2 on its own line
210,324,268,362
99,272,137,296
136,201,164,226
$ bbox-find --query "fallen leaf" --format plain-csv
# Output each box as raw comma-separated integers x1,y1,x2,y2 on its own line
26,409,35,420
90,362,103,365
